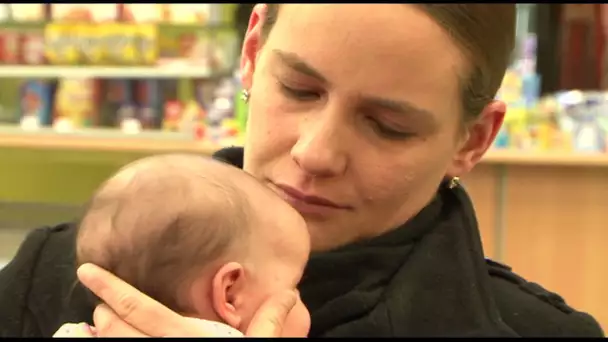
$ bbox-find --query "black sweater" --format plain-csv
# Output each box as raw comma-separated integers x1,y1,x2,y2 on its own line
0,147,604,337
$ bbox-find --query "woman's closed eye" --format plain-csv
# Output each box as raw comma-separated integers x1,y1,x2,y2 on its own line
276,78,415,140
278,81,322,101
367,117,415,140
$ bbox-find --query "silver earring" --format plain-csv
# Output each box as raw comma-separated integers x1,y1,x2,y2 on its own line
448,177,460,189
241,89,250,103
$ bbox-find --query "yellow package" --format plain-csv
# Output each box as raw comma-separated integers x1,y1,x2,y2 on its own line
64,24,81,65
78,23,104,65
96,23,113,65
120,23,139,65
43,24,61,65
44,23,78,65
136,24,158,66
102,23,128,65
54,78,96,128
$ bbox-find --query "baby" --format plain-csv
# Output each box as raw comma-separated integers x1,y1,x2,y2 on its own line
74,154,311,337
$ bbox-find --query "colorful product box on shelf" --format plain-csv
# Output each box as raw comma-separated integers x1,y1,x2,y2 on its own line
521,73,541,108
20,27,45,65
105,23,157,66
0,22,45,65
0,27,21,64
560,93,608,153
98,79,137,128
513,90,608,154
161,79,188,133
494,58,544,151
155,24,237,73
156,25,212,69
205,77,239,143
211,28,239,73
181,100,206,137
499,100,574,153
136,79,164,130
162,101,184,132
44,23,79,65
42,20,232,68
536,100,572,152
52,78,101,129
193,78,214,112
44,22,158,66
19,80,54,127
77,23,104,65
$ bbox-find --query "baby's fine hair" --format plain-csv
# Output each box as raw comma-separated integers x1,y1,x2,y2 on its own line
75,154,258,313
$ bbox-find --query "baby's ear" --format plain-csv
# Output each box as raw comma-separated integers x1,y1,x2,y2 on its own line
211,262,247,330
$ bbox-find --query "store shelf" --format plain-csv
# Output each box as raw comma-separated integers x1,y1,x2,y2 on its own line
483,149,608,168
0,126,219,154
0,65,216,79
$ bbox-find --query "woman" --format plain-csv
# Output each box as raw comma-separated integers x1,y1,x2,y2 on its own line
0,4,603,337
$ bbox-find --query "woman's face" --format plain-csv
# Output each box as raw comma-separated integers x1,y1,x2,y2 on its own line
240,4,505,251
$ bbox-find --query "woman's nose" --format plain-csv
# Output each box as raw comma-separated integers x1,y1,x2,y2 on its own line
290,116,348,178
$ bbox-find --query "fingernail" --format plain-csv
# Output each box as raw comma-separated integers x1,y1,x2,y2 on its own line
79,323,96,335
76,263,94,282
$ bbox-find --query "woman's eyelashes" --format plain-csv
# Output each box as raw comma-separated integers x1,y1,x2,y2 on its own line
367,117,414,140
276,80,414,140
278,82,322,101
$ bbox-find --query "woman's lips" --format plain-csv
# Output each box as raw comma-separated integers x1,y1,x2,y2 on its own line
272,183,351,216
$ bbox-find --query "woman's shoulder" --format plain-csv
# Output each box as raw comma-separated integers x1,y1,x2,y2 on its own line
486,259,604,337
0,222,87,337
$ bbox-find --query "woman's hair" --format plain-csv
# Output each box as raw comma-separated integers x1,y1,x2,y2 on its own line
260,4,516,122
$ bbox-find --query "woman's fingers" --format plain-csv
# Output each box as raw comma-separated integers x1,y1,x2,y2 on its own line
53,322,96,338
77,263,185,337
78,263,298,338
246,289,297,337
93,304,148,337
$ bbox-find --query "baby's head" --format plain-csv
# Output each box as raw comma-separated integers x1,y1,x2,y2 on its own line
76,154,311,336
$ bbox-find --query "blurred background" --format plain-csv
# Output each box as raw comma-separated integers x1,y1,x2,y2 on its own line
0,3,606,331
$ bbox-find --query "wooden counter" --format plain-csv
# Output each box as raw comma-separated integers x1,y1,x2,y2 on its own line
462,156,608,332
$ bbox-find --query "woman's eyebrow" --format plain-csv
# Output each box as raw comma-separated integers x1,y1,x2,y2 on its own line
272,49,329,84
271,49,437,128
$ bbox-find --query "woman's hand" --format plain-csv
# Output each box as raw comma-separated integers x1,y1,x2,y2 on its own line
76,263,298,337
53,322,97,337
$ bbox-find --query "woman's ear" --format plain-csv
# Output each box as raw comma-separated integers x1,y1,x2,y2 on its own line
447,100,506,177
211,262,247,330
240,4,268,91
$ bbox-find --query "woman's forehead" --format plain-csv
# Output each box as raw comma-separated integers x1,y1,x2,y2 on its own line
271,4,463,55
263,4,466,122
